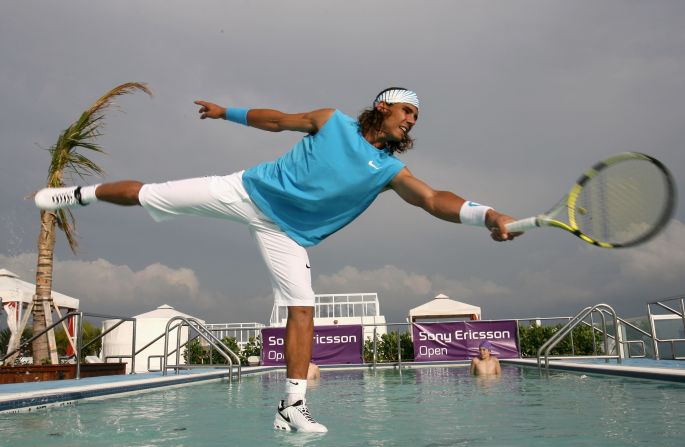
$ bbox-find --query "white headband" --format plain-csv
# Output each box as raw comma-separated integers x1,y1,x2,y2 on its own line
374,89,420,109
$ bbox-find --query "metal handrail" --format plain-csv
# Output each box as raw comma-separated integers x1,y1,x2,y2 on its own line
535,307,591,367
188,317,241,375
556,316,646,359
163,317,232,374
537,303,622,370
161,316,241,381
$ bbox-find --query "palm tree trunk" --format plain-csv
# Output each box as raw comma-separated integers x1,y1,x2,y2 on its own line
32,210,59,364
29,82,151,365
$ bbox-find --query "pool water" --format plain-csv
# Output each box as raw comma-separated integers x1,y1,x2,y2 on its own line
1,366,684,446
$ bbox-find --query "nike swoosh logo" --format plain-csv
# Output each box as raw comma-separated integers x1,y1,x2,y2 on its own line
289,380,300,385
279,409,291,423
467,201,482,207
306,264,310,269
368,160,380,170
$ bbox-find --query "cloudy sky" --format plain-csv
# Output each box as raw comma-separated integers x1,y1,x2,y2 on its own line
1,1,684,327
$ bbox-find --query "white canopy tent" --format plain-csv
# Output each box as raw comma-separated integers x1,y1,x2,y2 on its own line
102,304,205,373
408,293,481,322
0,269,80,363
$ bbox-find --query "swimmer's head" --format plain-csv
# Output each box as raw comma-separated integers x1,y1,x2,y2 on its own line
479,340,493,351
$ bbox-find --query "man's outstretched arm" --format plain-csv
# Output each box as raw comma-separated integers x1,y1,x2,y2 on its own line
194,100,335,134
389,167,519,242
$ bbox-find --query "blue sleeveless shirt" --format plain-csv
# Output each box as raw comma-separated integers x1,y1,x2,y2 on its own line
242,110,405,247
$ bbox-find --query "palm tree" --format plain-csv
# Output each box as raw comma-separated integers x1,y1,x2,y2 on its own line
31,82,152,364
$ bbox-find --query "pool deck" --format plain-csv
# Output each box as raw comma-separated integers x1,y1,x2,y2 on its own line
2,359,684,413
504,358,685,383
0,366,277,414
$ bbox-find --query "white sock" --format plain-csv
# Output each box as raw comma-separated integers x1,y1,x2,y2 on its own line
79,184,100,204
284,378,307,406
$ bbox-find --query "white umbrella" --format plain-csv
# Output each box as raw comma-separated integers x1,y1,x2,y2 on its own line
0,269,80,363
0,269,80,309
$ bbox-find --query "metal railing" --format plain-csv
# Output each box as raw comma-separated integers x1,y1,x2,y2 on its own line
536,303,622,370
614,316,650,358
6,302,662,380
161,316,241,381
2,311,245,381
647,295,685,360
105,320,188,372
1,311,136,380
367,322,411,369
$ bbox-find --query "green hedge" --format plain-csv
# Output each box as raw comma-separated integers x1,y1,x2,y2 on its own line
184,335,261,366
363,331,414,362
518,323,604,357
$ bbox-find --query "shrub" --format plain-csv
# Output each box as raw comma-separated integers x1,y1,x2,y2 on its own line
183,336,253,366
54,320,102,358
240,336,261,366
364,330,414,362
518,323,604,357
0,327,33,360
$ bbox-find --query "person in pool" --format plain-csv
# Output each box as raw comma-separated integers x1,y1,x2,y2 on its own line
470,340,502,376
307,362,320,380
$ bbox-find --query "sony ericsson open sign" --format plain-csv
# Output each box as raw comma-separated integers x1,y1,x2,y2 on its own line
261,325,363,366
412,321,519,361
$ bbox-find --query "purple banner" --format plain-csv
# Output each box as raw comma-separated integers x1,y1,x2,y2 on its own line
412,320,519,361
261,325,363,366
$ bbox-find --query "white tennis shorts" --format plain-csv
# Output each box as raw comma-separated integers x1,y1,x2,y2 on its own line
138,171,315,307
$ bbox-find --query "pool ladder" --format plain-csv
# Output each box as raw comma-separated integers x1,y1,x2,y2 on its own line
158,316,241,381
537,303,624,371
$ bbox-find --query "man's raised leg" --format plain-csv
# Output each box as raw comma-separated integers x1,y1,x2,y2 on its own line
35,180,144,210
95,181,144,205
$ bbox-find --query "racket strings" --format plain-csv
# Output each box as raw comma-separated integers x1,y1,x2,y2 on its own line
571,159,671,246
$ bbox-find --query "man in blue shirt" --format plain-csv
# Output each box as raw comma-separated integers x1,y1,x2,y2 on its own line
35,88,519,432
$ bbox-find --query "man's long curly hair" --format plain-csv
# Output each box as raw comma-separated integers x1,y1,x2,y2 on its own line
357,106,415,155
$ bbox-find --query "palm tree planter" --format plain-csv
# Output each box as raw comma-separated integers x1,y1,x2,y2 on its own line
0,363,126,384
13,83,152,366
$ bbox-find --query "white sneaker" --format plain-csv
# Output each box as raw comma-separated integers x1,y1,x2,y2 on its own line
34,186,86,211
273,400,328,433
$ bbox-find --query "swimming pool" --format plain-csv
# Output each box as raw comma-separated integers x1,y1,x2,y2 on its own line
1,365,684,446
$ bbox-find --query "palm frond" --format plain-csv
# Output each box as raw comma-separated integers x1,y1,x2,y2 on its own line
45,82,153,251
54,209,78,251
47,82,152,187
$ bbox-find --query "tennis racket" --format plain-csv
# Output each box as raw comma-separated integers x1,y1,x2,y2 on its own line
505,152,676,248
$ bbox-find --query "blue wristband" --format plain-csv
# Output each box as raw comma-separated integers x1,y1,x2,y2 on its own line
226,107,249,126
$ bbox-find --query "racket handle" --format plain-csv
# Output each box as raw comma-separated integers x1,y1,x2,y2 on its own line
505,217,539,233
